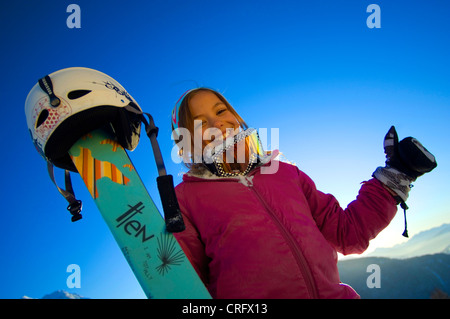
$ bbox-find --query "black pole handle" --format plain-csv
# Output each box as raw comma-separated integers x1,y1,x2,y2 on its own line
157,174,185,233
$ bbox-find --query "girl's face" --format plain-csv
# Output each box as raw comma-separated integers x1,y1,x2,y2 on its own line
188,90,241,149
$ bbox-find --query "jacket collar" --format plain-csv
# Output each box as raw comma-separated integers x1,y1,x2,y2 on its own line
182,150,280,183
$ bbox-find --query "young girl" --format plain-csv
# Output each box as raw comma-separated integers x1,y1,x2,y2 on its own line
170,88,436,299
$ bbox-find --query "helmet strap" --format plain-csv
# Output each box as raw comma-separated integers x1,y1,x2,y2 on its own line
38,75,61,107
47,161,82,222
124,104,185,232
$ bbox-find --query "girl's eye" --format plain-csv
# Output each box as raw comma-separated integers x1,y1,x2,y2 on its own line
217,108,227,115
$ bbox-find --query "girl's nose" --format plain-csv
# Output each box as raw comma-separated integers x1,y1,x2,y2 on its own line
211,118,224,130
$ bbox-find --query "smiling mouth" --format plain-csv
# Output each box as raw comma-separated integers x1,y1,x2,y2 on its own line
215,127,239,140
201,127,240,149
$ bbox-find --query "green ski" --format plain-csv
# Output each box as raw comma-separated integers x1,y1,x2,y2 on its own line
68,128,211,299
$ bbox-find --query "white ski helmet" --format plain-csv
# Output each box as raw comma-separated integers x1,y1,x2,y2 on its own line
25,67,142,171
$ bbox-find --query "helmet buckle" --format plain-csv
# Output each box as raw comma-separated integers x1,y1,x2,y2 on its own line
67,200,83,222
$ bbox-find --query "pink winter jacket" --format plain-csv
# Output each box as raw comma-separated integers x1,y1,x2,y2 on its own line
174,159,398,299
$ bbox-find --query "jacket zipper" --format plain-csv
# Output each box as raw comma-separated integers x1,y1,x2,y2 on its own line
247,179,318,298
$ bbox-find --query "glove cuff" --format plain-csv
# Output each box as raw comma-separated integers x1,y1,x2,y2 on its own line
373,166,414,202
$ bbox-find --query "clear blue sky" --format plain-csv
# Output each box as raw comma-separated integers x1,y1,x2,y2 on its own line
0,0,448,299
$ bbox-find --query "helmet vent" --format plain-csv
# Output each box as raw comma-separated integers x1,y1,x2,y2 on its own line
36,109,49,128
68,90,91,100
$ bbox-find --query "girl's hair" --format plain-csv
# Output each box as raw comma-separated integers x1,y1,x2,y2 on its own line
172,88,248,170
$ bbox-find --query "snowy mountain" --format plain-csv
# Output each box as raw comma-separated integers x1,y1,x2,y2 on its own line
368,223,450,259
22,290,88,299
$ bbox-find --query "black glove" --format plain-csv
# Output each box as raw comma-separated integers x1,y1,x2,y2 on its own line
373,126,437,202
373,126,437,238
384,126,437,179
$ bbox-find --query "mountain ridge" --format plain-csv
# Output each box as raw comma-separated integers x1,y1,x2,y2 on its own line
337,223,450,298
368,223,450,259
338,253,450,299
22,290,88,299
